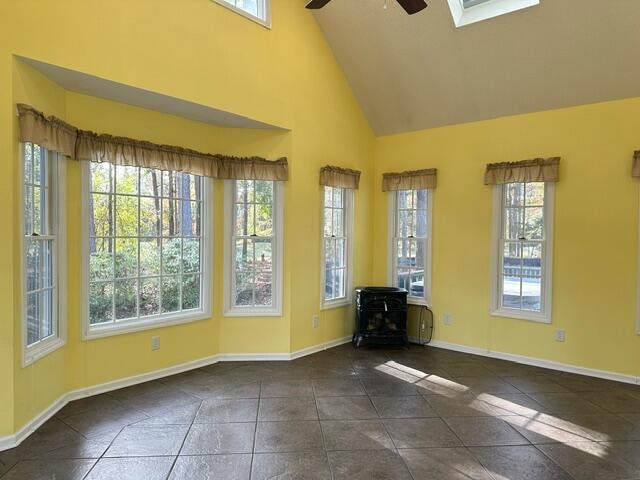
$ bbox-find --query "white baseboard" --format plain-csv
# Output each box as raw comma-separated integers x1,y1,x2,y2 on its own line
0,335,351,452
426,339,640,386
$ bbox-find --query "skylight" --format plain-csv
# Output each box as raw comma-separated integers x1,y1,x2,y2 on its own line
213,0,271,28
448,0,539,27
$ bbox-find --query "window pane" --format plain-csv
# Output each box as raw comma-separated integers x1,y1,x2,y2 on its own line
26,239,41,292
91,194,113,237
115,280,137,320
161,276,180,314
41,288,54,339
42,240,54,289
525,182,544,206
324,208,333,237
140,197,160,237
255,239,272,270
524,207,544,240
90,282,114,324
139,278,160,317
140,239,161,276
522,243,542,312
26,292,40,345
236,239,254,271
324,187,333,207
115,165,138,195
255,204,273,236
503,207,523,240
256,180,273,204
162,198,181,236
334,238,346,269
182,200,199,236
505,183,524,206
162,238,182,275
255,272,272,306
502,242,522,309
325,269,335,300
140,168,161,197
235,271,254,306
334,268,345,299
91,163,113,193
24,185,33,235
115,196,138,237
115,238,138,278
182,275,201,310
183,238,201,273
397,268,411,291
332,208,344,237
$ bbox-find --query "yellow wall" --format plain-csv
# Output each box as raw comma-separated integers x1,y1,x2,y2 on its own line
0,0,375,437
373,97,640,377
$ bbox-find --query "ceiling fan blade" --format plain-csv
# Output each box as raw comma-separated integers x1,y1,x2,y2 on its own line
306,0,333,9
396,0,428,14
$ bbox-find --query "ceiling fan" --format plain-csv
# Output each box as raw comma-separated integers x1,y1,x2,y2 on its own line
306,0,428,15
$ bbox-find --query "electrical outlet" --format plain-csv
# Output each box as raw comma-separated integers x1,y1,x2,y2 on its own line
151,336,160,351
555,329,566,342
443,313,452,326
312,314,319,329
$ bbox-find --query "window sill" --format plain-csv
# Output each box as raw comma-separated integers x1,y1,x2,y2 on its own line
83,310,212,340
321,299,353,311
490,308,551,324
223,306,282,318
23,337,66,368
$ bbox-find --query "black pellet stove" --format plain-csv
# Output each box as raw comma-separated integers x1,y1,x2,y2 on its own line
353,287,408,348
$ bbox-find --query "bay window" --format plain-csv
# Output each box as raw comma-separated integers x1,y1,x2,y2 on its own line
22,142,66,365
83,162,212,338
224,180,283,316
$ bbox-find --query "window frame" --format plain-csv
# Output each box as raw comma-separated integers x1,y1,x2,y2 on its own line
212,0,271,29
81,162,213,340
21,144,67,367
447,0,539,28
387,189,433,307
223,179,284,317
490,182,554,323
320,186,354,310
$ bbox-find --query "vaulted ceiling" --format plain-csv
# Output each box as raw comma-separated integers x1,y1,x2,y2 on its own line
311,0,640,135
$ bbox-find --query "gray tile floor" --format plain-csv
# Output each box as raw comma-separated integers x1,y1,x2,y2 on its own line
2,343,640,479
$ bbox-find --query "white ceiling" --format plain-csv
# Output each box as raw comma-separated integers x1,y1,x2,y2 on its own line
312,0,640,135
19,57,283,130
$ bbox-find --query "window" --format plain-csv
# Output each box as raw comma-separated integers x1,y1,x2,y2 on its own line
322,186,353,308
83,162,212,338
224,180,283,316
491,181,554,322
213,0,270,27
22,143,66,366
447,0,539,27
389,189,432,305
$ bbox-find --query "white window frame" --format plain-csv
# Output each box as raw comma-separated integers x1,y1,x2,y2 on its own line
223,180,284,317
320,186,354,310
81,162,213,340
212,0,271,29
446,0,539,28
490,182,554,323
388,189,433,306
21,144,67,367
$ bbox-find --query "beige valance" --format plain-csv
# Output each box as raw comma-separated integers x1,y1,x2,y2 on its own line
484,157,560,185
319,165,361,189
382,168,437,191
17,103,288,181
17,104,77,157
633,151,640,178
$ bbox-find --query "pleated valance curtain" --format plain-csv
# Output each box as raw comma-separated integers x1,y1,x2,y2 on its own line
319,165,361,189
17,103,288,181
484,157,560,185
633,151,640,178
382,168,437,191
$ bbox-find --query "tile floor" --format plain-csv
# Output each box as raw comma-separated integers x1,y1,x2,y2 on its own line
2,343,640,479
